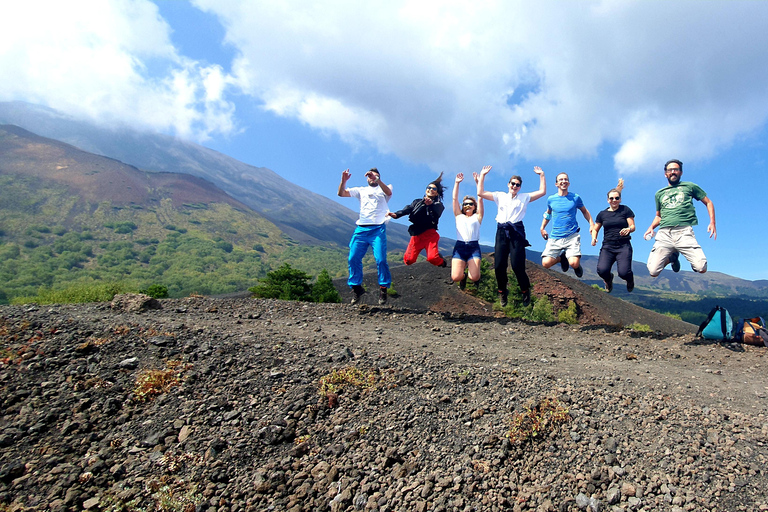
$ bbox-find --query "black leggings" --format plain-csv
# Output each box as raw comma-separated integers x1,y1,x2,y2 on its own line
494,226,530,293
596,243,633,282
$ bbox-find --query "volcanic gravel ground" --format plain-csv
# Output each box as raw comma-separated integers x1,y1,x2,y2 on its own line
3,292,768,512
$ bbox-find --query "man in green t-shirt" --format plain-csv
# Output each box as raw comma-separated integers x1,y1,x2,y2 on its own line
643,159,716,277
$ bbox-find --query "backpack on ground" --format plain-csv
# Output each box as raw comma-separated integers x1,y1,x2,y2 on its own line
734,317,768,346
696,306,733,340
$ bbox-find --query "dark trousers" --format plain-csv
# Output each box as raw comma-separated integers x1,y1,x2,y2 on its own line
597,243,633,282
494,226,531,293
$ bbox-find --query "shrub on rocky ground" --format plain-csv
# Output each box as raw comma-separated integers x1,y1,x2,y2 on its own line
133,361,192,402
508,396,571,444
558,301,579,324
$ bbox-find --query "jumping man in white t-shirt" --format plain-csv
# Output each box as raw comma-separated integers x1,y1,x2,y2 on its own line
338,168,393,305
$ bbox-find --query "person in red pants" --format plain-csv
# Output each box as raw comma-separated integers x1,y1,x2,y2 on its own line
388,173,447,267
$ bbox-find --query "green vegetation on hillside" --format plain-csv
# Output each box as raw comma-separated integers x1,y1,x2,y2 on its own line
1,229,354,304
274,245,348,279
0,175,356,303
463,260,569,323
1,231,268,303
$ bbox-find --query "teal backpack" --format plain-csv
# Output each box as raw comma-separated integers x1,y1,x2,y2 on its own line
696,306,733,340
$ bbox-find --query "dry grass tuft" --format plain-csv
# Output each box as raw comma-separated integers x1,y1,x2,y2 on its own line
318,366,396,407
133,360,192,402
508,396,571,444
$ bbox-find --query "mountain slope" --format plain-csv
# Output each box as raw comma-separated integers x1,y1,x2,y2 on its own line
0,101,412,250
0,125,251,210
0,125,335,301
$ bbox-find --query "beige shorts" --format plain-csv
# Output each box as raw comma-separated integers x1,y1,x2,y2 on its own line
542,232,581,260
647,226,707,276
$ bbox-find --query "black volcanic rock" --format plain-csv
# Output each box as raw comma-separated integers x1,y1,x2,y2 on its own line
1,293,768,511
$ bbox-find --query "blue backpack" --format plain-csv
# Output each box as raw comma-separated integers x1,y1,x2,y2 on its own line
696,306,733,340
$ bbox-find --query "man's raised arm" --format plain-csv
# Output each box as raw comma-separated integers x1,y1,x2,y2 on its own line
338,169,352,198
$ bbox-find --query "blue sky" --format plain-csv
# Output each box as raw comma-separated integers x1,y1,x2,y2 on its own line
2,1,767,280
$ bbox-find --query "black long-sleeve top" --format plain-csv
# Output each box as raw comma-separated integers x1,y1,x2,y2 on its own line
393,198,445,236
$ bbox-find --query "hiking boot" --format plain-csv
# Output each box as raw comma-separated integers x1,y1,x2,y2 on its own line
521,289,531,307
351,285,365,304
669,252,681,273
499,290,508,307
604,273,614,293
626,276,634,293
459,274,467,290
378,286,388,305
559,252,569,272
438,257,447,268
574,265,583,278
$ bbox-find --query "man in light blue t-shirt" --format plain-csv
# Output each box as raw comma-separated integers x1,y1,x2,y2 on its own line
540,172,595,278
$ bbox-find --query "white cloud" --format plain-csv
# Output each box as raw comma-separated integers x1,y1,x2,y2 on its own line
3,0,768,173
0,0,236,141
196,0,768,173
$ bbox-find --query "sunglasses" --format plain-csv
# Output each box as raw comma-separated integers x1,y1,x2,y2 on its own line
608,197,620,201
427,186,438,190
509,182,521,187
462,202,475,207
